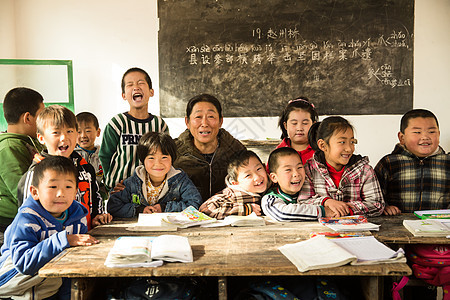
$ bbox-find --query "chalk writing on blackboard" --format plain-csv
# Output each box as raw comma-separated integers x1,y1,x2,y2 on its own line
185,29,411,89
158,0,414,118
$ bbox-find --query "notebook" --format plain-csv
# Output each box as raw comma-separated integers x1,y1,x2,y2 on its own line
279,235,405,273
105,235,193,268
403,219,450,237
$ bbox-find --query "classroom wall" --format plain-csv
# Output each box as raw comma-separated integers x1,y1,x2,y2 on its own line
0,0,449,165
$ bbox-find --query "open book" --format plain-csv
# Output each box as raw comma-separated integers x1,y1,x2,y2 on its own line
279,235,405,272
198,212,266,228
126,213,179,232
318,215,380,232
105,235,193,268
224,212,266,227
403,219,450,237
163,206,217,228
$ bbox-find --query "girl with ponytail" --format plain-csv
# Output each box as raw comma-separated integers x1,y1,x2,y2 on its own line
299,116,385,217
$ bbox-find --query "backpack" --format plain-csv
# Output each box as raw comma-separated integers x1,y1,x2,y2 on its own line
392,244,450,300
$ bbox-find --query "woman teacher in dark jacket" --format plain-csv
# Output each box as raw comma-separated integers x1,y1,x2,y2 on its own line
174,94,246,202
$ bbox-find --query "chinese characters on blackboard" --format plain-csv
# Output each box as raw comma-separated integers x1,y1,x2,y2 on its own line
186,28,411,88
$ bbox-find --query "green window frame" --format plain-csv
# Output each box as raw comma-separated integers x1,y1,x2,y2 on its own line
0,59,74,131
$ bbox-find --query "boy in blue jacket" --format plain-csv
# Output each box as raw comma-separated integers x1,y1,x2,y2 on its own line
107,132,202,218
0,156,99,299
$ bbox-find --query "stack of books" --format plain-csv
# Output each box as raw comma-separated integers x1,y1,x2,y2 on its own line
318,215,380,232
403,209,450,237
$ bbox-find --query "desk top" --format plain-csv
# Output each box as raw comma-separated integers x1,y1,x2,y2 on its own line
87,213,450,244
39,215,418,279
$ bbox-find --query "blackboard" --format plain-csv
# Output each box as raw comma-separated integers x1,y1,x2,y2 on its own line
158,0,414,118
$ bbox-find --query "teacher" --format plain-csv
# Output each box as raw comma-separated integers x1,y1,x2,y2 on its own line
174,94,246,202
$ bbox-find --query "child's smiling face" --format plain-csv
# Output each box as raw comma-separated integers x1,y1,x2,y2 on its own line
38,123,77,158
144,147,172,186
399,117,440,158
319,128,356,171
30,170,77,218
77,121,100,151
122,71,154,110
270,153,305,195
233,156,268,194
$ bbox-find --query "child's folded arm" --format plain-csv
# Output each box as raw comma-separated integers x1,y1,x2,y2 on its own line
262,194,322,222
346,165,385,217
107,184,138,218
163,173,203,212
297,176,328,205
11,229,69,276
199,191,234,219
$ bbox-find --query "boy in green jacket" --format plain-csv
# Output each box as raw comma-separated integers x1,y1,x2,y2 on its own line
0,87,45,233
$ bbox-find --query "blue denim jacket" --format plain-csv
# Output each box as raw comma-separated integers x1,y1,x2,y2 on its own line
107,166,202,218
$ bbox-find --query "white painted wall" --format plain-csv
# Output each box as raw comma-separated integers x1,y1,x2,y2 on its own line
1,0,449,165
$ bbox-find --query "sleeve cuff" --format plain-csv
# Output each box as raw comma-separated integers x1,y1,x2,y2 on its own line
319,205,325,217
321,197,331,206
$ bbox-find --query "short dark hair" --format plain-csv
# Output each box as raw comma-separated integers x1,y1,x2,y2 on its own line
308,116,354,152
36,105,78,134
267,147,301,173
3,87,44,124
31,156,78,187
76,112,99,129
227,150,263,182
400,109,439,133
186,94,223,119
121,67,152,93
278,96,319,139
137,132,177,164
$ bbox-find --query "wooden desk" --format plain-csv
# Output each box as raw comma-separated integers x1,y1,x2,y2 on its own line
371,214,450,245
39,217,413,300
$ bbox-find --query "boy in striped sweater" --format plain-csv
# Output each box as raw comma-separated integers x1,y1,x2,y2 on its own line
262,147,333,221
199,150,268,219
99,67,169,191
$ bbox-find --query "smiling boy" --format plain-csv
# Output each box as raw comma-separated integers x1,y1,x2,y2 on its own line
0,156,98,299
17,105,112,228
99,67,169,191
375,109,450,215
75,112,107,199
199,150,268,219
262,147,333,222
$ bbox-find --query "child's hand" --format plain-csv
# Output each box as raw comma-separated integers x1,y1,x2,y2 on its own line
92,213,113,227
110,180,125,195
383,205,402,216
324,199,350,217
143,204,162,214
324,206,337,217
67,234,99,247
250,203,262,216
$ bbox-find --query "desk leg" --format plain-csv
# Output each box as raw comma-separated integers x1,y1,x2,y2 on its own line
218,276,227,300
71,278,95,300
360,276,382,300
